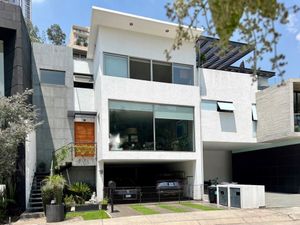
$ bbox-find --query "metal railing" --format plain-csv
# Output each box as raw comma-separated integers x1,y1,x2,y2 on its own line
51,142,97,174
103,184,204,204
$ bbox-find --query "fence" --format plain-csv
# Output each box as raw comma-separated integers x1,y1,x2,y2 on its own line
103,184,204,204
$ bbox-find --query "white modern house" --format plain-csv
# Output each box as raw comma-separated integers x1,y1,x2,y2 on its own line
26,6,300,211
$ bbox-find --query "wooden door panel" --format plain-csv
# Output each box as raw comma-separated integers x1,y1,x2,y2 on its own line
74,122,95,157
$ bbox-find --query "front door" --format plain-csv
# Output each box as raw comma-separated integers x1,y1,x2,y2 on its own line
74,122,95,157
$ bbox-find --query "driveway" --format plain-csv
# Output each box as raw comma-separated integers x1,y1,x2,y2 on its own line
266,192,300,208
14,207,300,225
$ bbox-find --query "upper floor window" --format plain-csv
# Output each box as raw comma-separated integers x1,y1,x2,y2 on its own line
103,53,128,78
40,69,65,85
217,101,235,112
74,73,94,89
103,52,194,86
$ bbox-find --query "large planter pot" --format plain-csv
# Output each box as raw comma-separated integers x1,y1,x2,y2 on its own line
46,204,65,223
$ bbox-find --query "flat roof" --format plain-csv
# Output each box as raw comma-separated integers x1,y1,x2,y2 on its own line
87,7,203,58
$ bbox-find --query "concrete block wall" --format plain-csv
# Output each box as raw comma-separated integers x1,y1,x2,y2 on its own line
32,43,74,170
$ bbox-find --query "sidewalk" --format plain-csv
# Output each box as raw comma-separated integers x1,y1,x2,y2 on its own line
14,207,300,225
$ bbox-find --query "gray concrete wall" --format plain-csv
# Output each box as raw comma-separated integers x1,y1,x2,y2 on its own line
32,43,74,170
203,150,232,183
65,166,96,189
256,81,293,142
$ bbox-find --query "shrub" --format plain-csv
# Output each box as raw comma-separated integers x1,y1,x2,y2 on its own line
69,182,92,201
41,175,66,210
64,195,76,208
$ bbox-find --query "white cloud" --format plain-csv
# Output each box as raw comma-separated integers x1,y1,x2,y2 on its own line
32,0,46,3
296,33,300,42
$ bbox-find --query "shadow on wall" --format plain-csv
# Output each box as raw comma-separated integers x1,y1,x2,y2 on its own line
220,112,237,132
32,56,55,172
199,69,207,96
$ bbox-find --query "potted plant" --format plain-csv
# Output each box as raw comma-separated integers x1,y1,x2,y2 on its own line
64,195,75,212
41,175,66,223
100,198,108,210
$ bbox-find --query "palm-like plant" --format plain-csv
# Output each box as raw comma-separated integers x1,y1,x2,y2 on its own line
41,175,66,206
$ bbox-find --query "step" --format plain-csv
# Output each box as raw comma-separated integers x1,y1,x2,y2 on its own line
29,197,42,202
29,202,43,207
31,193,42,197
26,206,44,213
20,211,45,219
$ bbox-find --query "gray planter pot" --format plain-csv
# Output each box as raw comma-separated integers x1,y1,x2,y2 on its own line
46,204,65,222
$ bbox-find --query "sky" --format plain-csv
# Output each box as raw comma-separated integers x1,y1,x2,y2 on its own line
32,0,300,85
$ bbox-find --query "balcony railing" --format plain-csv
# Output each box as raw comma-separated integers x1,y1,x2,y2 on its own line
294,113,300,132
51,142,96,173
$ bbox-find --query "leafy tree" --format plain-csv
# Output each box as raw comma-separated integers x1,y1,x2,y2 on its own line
0,90,39,180
47,24,66,45
26,21,43,43
165,0,299,83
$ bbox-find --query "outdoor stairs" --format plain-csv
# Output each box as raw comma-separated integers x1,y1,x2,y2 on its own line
27,172,49,213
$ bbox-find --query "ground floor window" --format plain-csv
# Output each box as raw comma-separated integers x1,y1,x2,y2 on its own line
109,100,194,152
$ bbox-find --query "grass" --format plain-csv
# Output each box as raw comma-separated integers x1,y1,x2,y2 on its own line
158,204,188,213
180,202,221,211
130,204,159,215
66,210,110,220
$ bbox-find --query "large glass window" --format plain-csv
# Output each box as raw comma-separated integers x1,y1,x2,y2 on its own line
40,69,65,85
173,64,194,85
109,101,194,152
154,105,194,151
152,61,172,83
0,40,4,96
103,53,128,78
130,58,151,81
109,101,154,151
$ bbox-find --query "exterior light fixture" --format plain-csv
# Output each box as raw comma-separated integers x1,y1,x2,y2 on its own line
165,29,169,33
129,22,133,26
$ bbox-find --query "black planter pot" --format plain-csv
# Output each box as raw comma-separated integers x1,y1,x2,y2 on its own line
101,204,108,210
46,204,65,222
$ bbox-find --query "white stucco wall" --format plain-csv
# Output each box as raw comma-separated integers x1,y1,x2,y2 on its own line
0,40,4,96
25,131,36,209
73,59,93,74
203,150,232,183
200,69,257,143
93,25,203,200
74,88,95,112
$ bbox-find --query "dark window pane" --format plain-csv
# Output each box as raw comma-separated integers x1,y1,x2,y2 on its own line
40,69,65,85
109,103,154,151
153,61,172,83
130,58,151,81
173,64,194,85
155,119,193,151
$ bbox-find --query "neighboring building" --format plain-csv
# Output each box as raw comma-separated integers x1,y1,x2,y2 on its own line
0,1,32,211
0,0,32,21
69,25,90,58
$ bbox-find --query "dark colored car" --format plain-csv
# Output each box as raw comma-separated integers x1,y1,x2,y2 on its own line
156,180,183,196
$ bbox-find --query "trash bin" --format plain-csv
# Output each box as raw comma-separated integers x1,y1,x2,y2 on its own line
218,187,228,206
208,185,217,203
230,187,241,208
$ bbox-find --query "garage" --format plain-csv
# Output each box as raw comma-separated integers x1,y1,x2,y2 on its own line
103,161,195,202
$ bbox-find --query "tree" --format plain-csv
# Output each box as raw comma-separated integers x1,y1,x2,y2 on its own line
165,0,299,83
47,24,66,45
26,21,43,43
0,90,39,181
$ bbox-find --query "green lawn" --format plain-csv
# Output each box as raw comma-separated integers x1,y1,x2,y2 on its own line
180,202,221,211
130,204,159,215
158,204,188,213
66,210,110,220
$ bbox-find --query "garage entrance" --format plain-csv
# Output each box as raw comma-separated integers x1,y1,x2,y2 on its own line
104,161,195,203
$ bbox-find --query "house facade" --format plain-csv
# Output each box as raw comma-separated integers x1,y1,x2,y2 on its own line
1,4,299,211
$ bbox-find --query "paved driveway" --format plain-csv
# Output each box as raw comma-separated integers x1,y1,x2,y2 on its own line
14,207,300,225
266,192,300,208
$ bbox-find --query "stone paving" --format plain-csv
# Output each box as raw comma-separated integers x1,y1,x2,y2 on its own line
13,207,300,225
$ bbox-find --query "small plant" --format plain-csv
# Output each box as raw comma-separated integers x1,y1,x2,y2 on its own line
64,195,75,211
101,198,108,205
69,182,92,201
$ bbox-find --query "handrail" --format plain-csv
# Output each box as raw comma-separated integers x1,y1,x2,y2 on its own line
51,142,97,175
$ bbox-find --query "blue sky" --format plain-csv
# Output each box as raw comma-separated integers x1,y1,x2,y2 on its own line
32,0,300,84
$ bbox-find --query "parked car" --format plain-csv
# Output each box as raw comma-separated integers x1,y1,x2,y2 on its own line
156,180,183,196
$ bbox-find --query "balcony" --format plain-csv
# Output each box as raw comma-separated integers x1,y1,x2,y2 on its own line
52,142,97,172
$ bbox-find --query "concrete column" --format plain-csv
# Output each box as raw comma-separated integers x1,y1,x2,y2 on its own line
193,159,204,200
96,160,104,201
